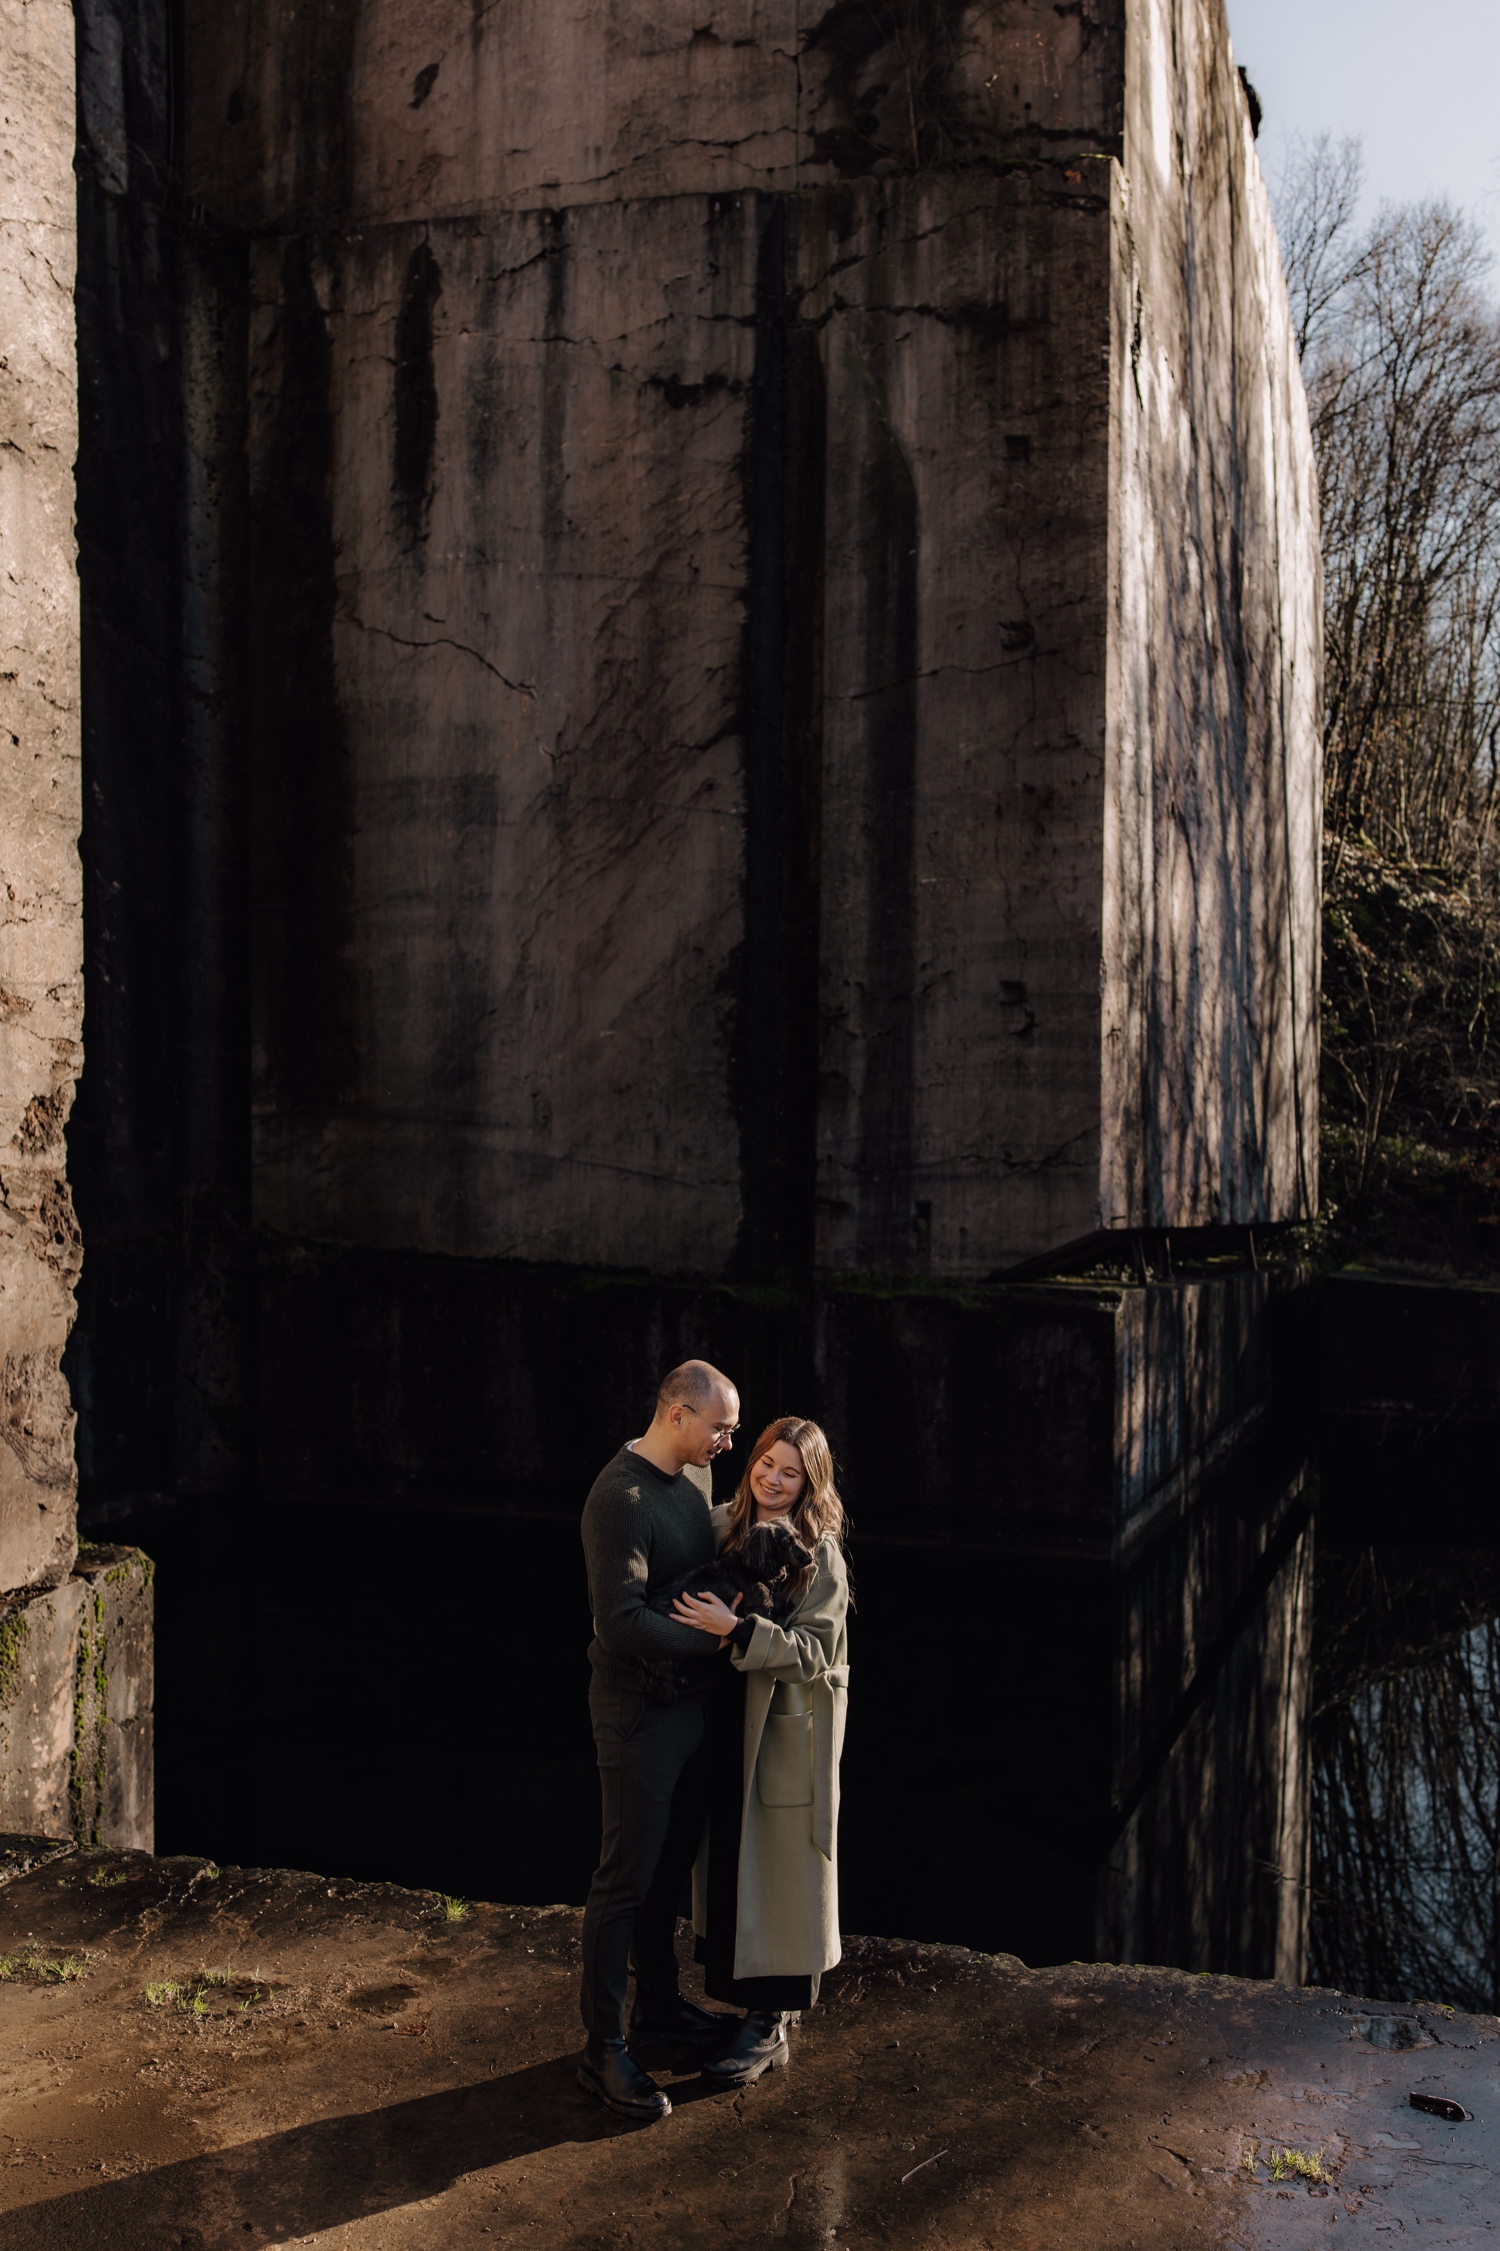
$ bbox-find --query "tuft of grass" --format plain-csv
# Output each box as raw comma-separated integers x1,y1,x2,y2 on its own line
436,1894,469,1922
0,1946,93,1985
1268,2146,1331,2185
143,1966,265,2022
89,1866,130,1888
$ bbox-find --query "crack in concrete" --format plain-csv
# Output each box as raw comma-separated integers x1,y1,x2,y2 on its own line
340,614,535,697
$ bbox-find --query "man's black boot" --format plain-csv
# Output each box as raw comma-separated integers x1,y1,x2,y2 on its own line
702,2011,791,2088
629,1992,738,2048
576,2035,672,2120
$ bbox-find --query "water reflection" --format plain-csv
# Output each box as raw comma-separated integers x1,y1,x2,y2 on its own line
83,1500,1500,2001
92,1482,1317,1982
1310,1544,1500,2012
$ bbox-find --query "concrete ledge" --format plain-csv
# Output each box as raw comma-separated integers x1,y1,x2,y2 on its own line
0,1852,1491,2246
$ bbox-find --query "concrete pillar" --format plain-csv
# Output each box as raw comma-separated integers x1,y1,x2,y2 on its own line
0,0,152,1846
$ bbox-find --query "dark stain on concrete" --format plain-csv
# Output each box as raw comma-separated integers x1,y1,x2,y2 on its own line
734,196,827,1282
850,354,918,1271
538,209,571,563
251,238,357,1113
392,238,442,544
802,0,978,173
285,0,360,224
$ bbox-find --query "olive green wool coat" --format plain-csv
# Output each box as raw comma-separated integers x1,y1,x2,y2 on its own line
692,1503,851,1982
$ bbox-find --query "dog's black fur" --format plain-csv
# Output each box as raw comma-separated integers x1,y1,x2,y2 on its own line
632,1521,815,1705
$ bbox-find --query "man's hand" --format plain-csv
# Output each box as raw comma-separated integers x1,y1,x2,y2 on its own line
671,1588,743,1644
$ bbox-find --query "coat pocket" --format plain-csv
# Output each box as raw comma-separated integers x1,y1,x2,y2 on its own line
756,1712,814,1808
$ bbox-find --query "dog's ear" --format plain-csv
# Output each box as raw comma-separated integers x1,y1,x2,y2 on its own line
739,1526,775,1573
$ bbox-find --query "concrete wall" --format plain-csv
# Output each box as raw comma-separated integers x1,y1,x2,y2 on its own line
0,0,82,1594
175,0,1318,1292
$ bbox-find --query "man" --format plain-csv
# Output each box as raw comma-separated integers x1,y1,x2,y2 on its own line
577,1357,741,2119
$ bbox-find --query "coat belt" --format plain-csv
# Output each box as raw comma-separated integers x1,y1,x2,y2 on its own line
811,1668,848,1860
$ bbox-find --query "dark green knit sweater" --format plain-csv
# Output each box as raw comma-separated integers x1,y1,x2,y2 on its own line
581,1445,721,1689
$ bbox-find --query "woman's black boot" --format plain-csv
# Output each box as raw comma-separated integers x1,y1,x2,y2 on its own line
577,2035,672,2120
702,2011,791,2088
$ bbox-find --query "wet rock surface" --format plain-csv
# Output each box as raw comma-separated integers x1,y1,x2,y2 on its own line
0,1851,1494,2246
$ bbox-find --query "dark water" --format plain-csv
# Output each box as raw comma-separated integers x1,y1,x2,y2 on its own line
95,1493,1500,2000
98,1496,1108,1965
1308,1541,1500,2012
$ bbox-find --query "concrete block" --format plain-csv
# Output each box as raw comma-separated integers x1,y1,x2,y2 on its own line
0,1547,153,1849
0,1577,81,1836
73,1543,154,1850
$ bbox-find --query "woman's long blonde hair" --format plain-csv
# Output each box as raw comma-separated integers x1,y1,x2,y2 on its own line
723,1416,845,1593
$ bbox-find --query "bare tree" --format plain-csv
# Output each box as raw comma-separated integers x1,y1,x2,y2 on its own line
1311,1545,1500,2010
1277,133,1370,363
1274,154,1500,1202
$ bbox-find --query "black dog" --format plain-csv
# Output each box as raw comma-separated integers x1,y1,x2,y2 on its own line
633,1521,815,1705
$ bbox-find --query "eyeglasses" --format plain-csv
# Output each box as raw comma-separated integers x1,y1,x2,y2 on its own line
682,1406,738,1442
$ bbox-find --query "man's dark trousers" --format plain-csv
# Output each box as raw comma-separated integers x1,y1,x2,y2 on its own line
580,1674,715,2037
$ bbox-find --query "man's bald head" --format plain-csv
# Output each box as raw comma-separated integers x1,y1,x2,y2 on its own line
656,1360,735,1417
636,1358,740,1472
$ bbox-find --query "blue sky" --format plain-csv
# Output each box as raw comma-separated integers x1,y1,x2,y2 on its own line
1224,0,1500,260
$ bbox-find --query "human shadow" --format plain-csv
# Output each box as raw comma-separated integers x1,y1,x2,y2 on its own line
0,2051,685,2249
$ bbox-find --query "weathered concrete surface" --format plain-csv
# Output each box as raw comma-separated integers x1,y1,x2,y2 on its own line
1105,0,1322,1235
0,0,83,1594
0,0,154,1853
69,1545,153,1851
0,1549,152,1850
187,0,1129,231
0,1851,1494,2248
244,166,1122,1276
177,0,1321,1286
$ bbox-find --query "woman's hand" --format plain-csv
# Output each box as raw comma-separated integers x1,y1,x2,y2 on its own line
672,1589,743,1644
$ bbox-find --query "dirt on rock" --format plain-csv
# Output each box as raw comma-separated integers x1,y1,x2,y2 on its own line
0,1846,1494,2248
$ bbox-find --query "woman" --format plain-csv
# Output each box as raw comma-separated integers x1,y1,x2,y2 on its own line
671,1415,850,2089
